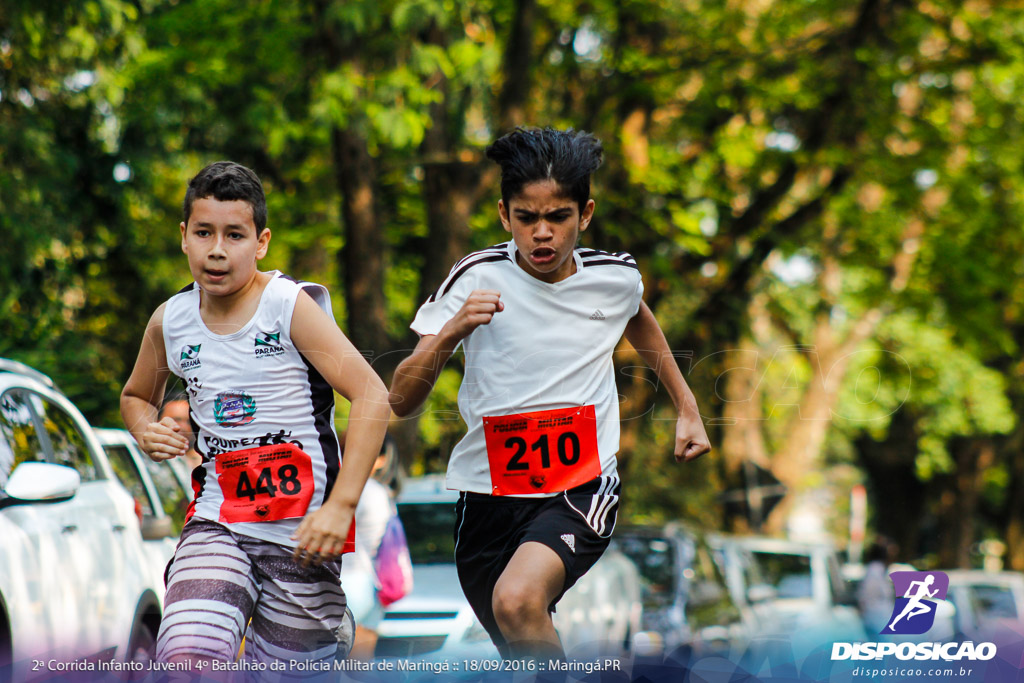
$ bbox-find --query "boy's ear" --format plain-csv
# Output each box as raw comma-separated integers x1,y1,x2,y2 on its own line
256,227,271,260
180,222,188,253
579,199,595,233
498,200,512,234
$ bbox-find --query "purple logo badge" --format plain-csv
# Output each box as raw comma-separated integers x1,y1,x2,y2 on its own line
882,571,948,635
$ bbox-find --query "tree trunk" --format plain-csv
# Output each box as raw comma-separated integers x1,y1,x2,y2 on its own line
936,438,994,568
855,410,927,563
332,126,388,357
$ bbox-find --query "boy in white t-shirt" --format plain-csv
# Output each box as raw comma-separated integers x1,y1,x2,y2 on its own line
121,161,390,666
389,128,711,660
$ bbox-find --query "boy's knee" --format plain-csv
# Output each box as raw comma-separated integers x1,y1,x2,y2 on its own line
492,581,548,630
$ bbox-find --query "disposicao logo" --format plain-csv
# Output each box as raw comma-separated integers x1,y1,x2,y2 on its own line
831,570,996,662
883,570,948,635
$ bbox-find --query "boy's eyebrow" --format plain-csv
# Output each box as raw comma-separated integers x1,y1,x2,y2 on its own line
192,220,254,231
512,208,574,217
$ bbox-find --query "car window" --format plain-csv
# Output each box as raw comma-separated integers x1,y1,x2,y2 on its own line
752,551,813,599
103,444,156,517
0,389,46,488
618,535,678,609
971,584,1018,621
398,502,456,564
827,554,852,605
35,395,98,481
142,457,190,533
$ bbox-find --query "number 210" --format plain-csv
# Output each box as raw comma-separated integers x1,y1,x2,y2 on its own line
505,433,581,471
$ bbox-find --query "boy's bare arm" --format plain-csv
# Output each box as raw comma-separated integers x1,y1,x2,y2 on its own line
624,301,711,462
388,332,460,418
389,289,504,417
121,304,189,461
288,291,392,565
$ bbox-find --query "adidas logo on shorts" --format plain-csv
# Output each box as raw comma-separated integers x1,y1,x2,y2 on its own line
561,533,576,554
589,310,606,320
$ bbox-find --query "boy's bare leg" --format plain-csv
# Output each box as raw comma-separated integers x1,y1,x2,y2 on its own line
492,541,566,661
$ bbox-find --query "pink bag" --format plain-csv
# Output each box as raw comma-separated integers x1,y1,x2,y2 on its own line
373,513,414,606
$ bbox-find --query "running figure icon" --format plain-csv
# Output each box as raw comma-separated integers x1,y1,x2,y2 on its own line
888,574,938,631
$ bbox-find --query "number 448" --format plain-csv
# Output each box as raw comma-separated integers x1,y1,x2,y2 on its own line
235,464,302,501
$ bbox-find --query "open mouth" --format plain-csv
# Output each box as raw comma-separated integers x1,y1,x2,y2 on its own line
530,248,556,265
205,269,229,281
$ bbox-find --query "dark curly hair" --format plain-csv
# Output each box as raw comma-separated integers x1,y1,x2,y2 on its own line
183,161,267,234
485,127,604,213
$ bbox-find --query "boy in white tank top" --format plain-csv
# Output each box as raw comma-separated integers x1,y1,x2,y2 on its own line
121,162,390,666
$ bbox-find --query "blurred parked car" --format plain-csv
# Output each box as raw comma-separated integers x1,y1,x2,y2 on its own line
94,428,193,600
615,524,753,656
946,570,1024,640
711,535,867,656
374,474,642,660
0,359,164,681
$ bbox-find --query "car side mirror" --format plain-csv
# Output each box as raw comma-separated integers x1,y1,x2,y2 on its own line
1,462,80,507
140,515,174,540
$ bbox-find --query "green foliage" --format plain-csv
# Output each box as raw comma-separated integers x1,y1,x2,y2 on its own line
3,0,1024,549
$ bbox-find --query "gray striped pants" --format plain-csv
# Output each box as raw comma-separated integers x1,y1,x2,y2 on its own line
156,518,350,666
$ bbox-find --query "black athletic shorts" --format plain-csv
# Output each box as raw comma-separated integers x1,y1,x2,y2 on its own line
453,474,621,648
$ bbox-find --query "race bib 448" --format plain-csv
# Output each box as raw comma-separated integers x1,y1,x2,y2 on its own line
483,405,601,495
216,443,314,523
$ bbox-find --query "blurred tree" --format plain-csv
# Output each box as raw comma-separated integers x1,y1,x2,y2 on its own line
4,0,1024,566
0,0,170,420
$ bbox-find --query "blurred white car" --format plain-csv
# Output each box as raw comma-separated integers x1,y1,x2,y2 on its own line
945,569,1024,640
711,535,867,656
0,359,164,680
374,474,642,660
93,428,193,602
616,524,754,656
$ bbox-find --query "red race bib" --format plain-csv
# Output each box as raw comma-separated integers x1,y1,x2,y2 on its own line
216,443,314,524
483,405,601,496
215,443,355,552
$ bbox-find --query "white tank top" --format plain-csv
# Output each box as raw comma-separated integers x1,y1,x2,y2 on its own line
163,271,341,548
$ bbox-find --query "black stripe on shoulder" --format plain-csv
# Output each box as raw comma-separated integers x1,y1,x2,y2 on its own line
176,282,196,295
276,272,322,295
579,248,636,262
581,259,640,270
449,244,508,272
429,251,513,301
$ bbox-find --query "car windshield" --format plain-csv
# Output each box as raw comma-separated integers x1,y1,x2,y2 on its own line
397,501,456,564
618,535,677,608
751,550,813,599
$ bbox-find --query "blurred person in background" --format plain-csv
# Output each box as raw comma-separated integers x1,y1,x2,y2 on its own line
159,391,202,472
858,537,896,634
341,433,411,659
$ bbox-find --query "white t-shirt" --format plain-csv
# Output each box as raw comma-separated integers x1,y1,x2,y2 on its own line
163,271,342,547
345,478,394,575
410,241,644,495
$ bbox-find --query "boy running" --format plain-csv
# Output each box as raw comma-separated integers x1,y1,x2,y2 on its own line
389,128,711,660
121,161,390,666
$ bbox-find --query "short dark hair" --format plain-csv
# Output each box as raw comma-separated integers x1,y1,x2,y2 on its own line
485,127,604,213
182,161,267,234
